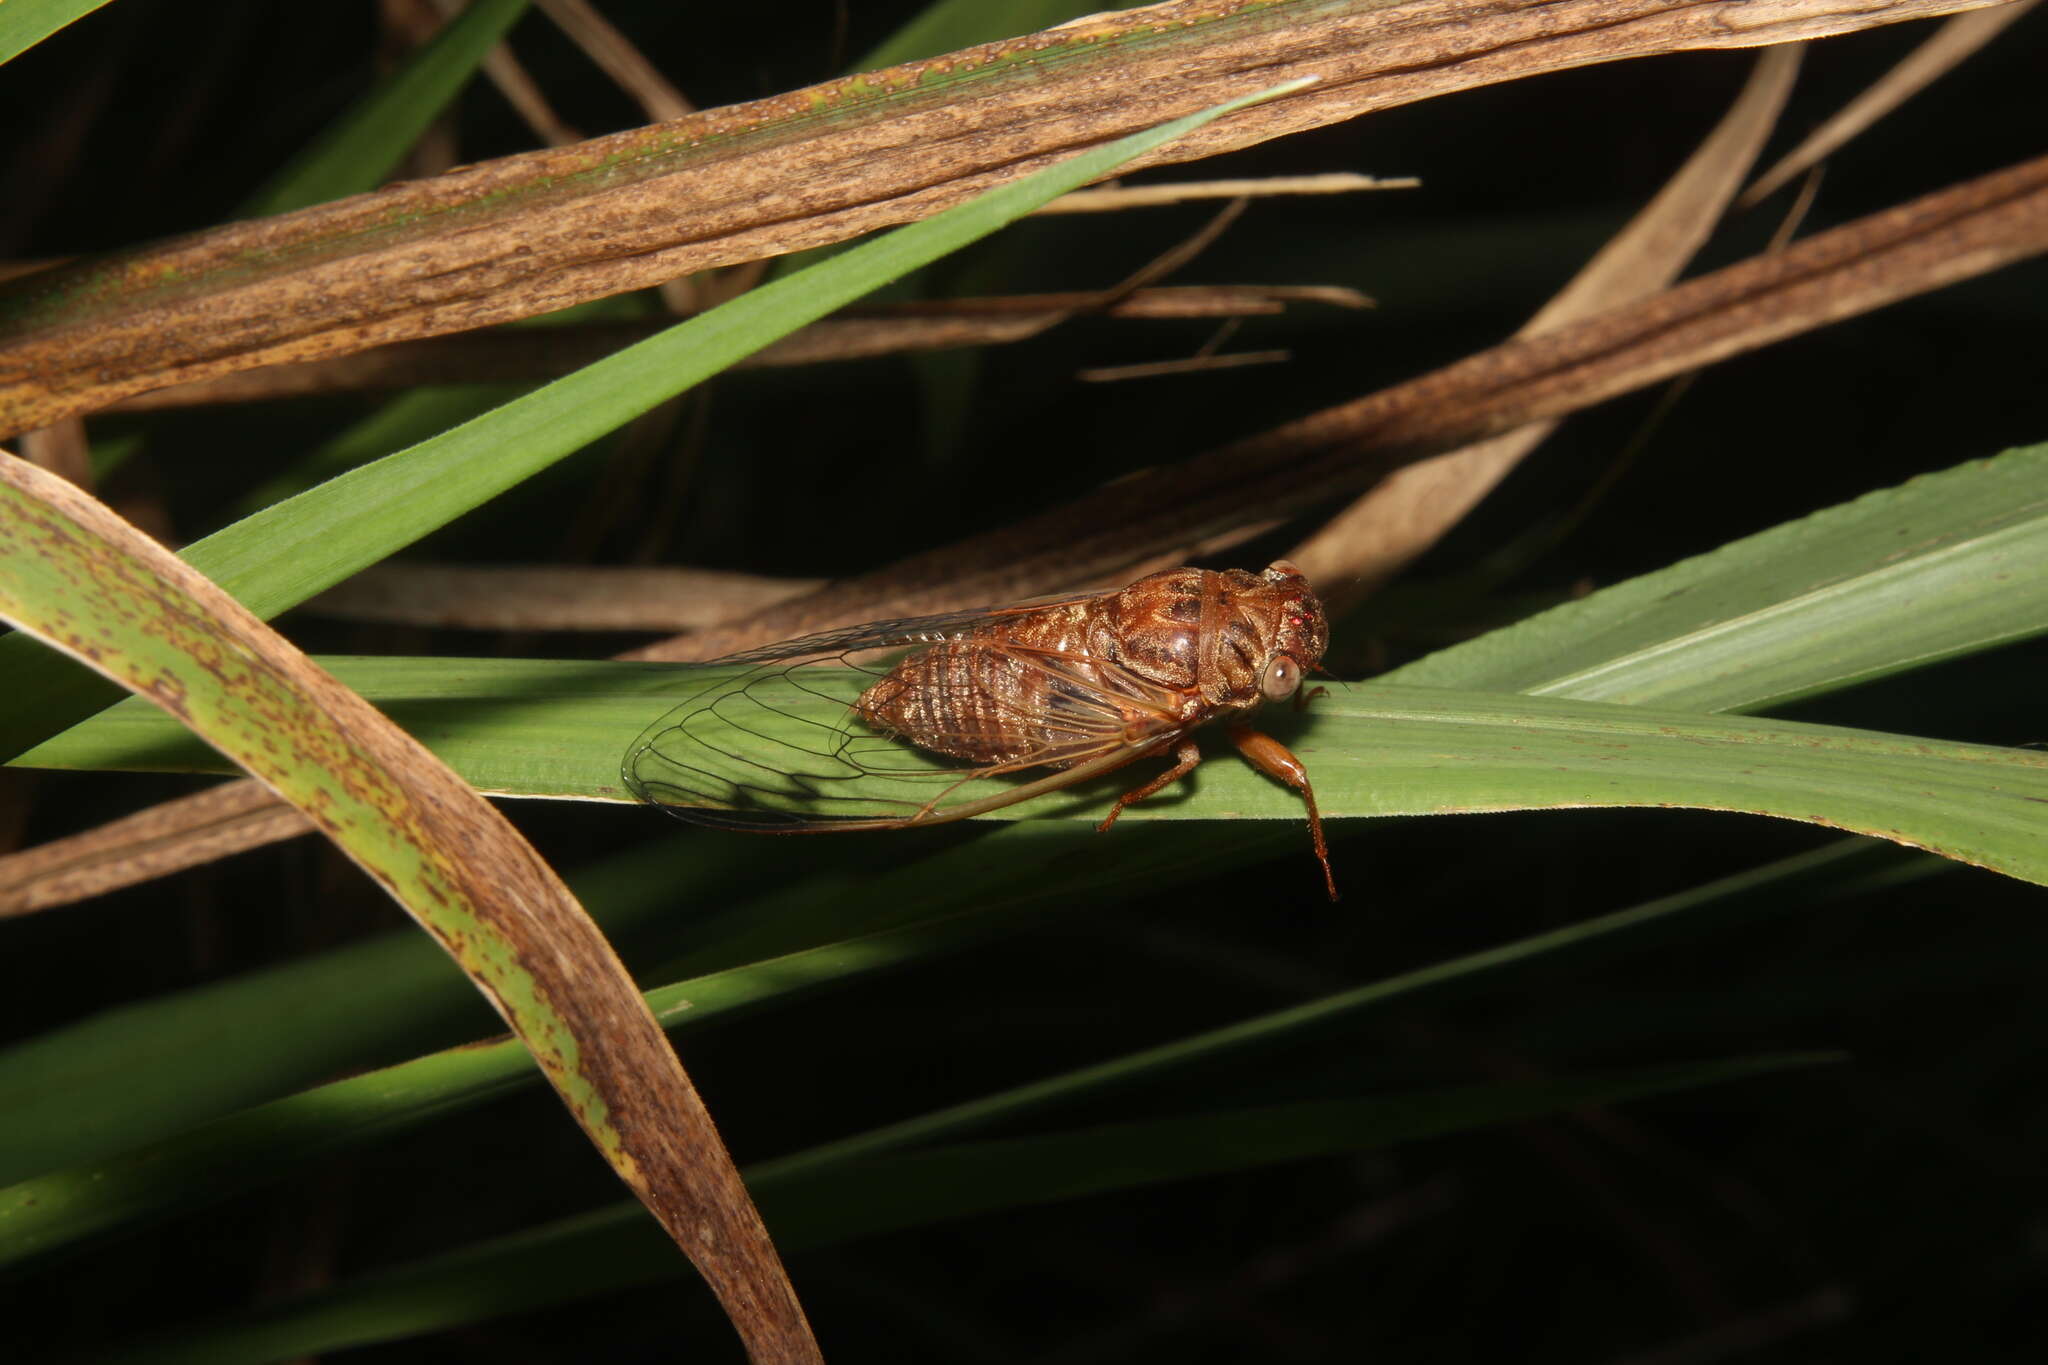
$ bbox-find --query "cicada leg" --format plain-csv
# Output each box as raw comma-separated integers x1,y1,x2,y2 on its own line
1096,738,1202,835
1228,724,1337,901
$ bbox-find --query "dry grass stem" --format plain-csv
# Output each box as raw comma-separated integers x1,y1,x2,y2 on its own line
1078,350,1294,382
0,780,313,916
310,564,824,630
1041,172,1421,213
107,286,1366,411
418,0,582,146
538,0,696,122
16,418,91,489
1740,1,2042,208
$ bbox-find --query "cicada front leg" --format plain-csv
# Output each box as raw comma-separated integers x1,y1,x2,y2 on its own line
1228,724,1337,902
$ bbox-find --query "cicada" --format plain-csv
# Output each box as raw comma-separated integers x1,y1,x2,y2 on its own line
621,560,1337,898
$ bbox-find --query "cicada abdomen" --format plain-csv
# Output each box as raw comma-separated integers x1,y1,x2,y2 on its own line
622,561,1339,897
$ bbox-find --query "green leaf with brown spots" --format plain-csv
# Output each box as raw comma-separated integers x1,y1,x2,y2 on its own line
0,452,821,1359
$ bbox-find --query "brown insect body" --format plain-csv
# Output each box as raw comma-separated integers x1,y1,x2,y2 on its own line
856,565,1316,761
623,561,1338,898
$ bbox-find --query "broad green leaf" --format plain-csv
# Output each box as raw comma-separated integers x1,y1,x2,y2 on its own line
0,831,779,1185
0,0,115,66
233,296,651,514
231,384,526,514
0,444,819,1355
1386,441,2048,710
20,663,2047,884
239,0,529,217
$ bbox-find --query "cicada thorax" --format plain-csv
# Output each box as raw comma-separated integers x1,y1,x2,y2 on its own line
1108,564,1325,711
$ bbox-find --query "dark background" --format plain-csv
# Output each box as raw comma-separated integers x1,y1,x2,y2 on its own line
3,2,2046,1361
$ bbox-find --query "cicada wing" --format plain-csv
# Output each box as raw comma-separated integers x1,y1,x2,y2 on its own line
622,634,1192,831
700,593,1104,667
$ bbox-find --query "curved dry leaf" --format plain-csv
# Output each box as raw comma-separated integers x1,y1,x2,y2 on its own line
0,450,817,1361
0,0,2004,433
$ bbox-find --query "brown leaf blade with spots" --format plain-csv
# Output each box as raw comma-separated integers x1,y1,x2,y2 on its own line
0,448,820,1362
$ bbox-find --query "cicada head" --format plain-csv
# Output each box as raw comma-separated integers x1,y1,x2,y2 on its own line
1251,560,1329,704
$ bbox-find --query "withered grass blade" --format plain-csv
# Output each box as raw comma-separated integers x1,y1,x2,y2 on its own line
1740,0,2043,208
0,0,2000,434
0,780,313,917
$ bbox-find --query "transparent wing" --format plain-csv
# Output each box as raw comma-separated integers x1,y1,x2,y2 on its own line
621,619,1191,830
699,592,1103,666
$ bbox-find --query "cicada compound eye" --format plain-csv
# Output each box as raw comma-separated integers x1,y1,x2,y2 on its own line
1260,654,1302,702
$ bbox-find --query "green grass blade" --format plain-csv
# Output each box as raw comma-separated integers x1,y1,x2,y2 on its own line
758,1055,1836,1249
0,817,1295,1252
1385,440,2048,711
0,0,114,66
0,831,779,1185
0,448,818,1352
0,836,1907,1266
85,1053,1828,1365
239,0,530,218
22,663,2047,884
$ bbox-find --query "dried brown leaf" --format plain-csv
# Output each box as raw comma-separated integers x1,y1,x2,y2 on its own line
1078,349,1293,382
1040,171,1420,213
310,563,824,630
0,780,313,916
0,0,2002,434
